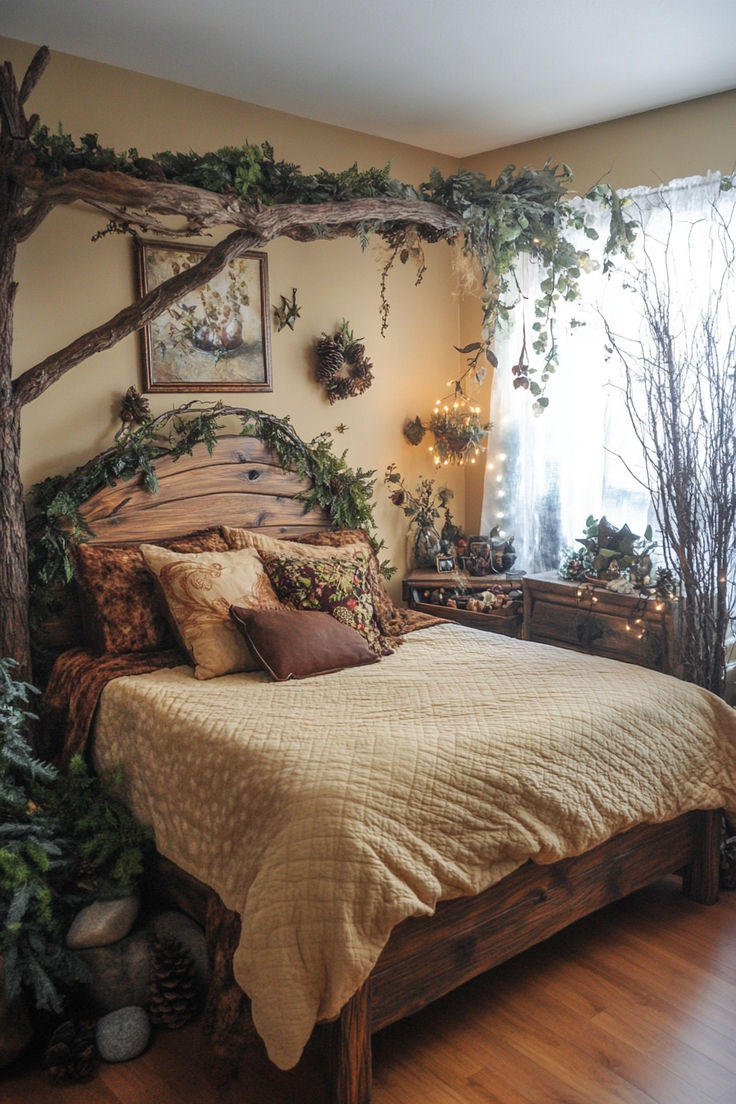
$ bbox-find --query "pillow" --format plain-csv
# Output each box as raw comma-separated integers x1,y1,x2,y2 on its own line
229,606,379,681
223,525,399,639
72,527,229,655
292,528,400,638
139,544,282,679
222,526,366,562
259,552,392,657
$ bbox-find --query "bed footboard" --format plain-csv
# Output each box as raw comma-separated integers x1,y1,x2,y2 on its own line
324,808,721,1104
147,809,722,1104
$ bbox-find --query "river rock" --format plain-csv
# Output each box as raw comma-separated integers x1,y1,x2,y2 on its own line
66,894,140,949
152,910,208,992
95,1006,150,1063
78,929,153,1012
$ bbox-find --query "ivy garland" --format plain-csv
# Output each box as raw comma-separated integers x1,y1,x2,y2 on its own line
27,400,387,634
28,130,638,412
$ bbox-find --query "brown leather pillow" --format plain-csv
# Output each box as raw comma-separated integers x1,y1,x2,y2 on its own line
71,527,229,655
229,605,379,681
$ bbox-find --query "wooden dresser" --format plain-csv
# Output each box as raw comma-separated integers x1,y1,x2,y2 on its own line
522,573,680,674
402,569,524,638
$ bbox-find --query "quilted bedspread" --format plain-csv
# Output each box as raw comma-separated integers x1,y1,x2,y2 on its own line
90,623,736,1069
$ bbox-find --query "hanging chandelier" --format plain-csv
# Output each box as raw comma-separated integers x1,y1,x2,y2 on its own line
403,366,492,467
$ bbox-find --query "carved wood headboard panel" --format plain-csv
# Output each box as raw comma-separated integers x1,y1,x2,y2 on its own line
78,435,329,544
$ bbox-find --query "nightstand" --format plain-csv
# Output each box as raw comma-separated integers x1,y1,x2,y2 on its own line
402,569,523,637
522,573,680,674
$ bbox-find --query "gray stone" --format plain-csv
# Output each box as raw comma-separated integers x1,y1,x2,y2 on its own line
152,910,209,992
95,1006,150,1063
66,894,140,949
78,929,154,1013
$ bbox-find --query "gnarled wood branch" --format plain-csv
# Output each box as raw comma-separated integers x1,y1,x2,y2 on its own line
14,164,461,243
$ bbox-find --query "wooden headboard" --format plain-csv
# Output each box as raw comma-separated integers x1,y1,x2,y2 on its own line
36,433,331,662
78,435,330,544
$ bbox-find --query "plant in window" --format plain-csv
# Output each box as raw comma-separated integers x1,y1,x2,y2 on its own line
559,515,657,583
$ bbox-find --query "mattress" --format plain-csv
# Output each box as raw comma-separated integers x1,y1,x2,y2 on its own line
90,622,736,1068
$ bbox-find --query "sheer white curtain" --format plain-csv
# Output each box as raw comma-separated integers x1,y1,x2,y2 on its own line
481,172,734,573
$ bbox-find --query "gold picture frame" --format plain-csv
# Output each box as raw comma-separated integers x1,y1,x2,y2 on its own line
136,240,273,393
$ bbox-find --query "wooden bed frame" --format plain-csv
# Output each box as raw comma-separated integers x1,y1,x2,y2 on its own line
51,432,722,1104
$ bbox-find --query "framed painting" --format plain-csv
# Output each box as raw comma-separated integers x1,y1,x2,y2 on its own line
136,240,273,392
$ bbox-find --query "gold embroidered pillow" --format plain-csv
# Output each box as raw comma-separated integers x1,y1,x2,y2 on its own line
72,527,229,655
259,552,392,657
139,544,282,679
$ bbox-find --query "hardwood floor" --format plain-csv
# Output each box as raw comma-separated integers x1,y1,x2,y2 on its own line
3,877,736,1104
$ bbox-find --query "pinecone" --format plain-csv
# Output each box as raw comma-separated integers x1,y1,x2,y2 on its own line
149,935,200,1029
43,1018,98,1083
344,341,365,364
315,335,346,382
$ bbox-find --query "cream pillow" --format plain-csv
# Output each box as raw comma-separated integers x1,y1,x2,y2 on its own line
139,544,282,680
222,526,366,561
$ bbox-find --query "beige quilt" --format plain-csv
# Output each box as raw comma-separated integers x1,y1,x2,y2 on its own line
91,623,736,1069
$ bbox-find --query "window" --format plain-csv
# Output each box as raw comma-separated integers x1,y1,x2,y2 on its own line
481,172,735,576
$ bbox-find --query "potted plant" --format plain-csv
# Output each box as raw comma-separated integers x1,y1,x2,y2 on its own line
384,465,453,568
559,515,657,583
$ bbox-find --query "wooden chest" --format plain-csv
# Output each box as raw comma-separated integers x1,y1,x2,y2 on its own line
522,573,680,674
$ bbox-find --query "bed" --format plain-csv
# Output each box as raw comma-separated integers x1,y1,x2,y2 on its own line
38,432,736,1104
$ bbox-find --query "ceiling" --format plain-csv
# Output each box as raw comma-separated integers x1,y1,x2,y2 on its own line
4,0,736,158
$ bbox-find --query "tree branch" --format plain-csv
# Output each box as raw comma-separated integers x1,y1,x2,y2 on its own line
13,226,262,406
14,166,462,243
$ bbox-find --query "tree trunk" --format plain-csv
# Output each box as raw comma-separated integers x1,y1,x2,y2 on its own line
0,399,30,681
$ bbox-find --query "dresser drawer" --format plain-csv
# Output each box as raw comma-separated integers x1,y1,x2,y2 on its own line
527,598,665,668
522,574,679,674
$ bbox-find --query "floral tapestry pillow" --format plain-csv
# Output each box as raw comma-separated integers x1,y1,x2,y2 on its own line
292,528,400,638
223,525,400,638
71,527,229,655
139,544,282,679
259,552,392,657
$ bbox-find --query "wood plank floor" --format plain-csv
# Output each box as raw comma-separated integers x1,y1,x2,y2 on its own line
3,877,735,1104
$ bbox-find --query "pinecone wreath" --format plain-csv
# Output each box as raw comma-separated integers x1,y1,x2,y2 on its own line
43,1018,98,1082
315,319,374,403
149,935,201,1029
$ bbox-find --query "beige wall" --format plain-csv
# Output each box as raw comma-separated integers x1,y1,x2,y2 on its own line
462,88,736,530
5,36,464,595
7,35,736,584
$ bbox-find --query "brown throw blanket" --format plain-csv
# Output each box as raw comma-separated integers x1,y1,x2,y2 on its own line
39,646,186,767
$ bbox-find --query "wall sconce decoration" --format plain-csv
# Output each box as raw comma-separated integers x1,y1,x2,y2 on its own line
403,365,491,467
274,288,302,332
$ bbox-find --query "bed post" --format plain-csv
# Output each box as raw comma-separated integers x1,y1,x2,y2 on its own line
682,809,722,905
324,979,373,1104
